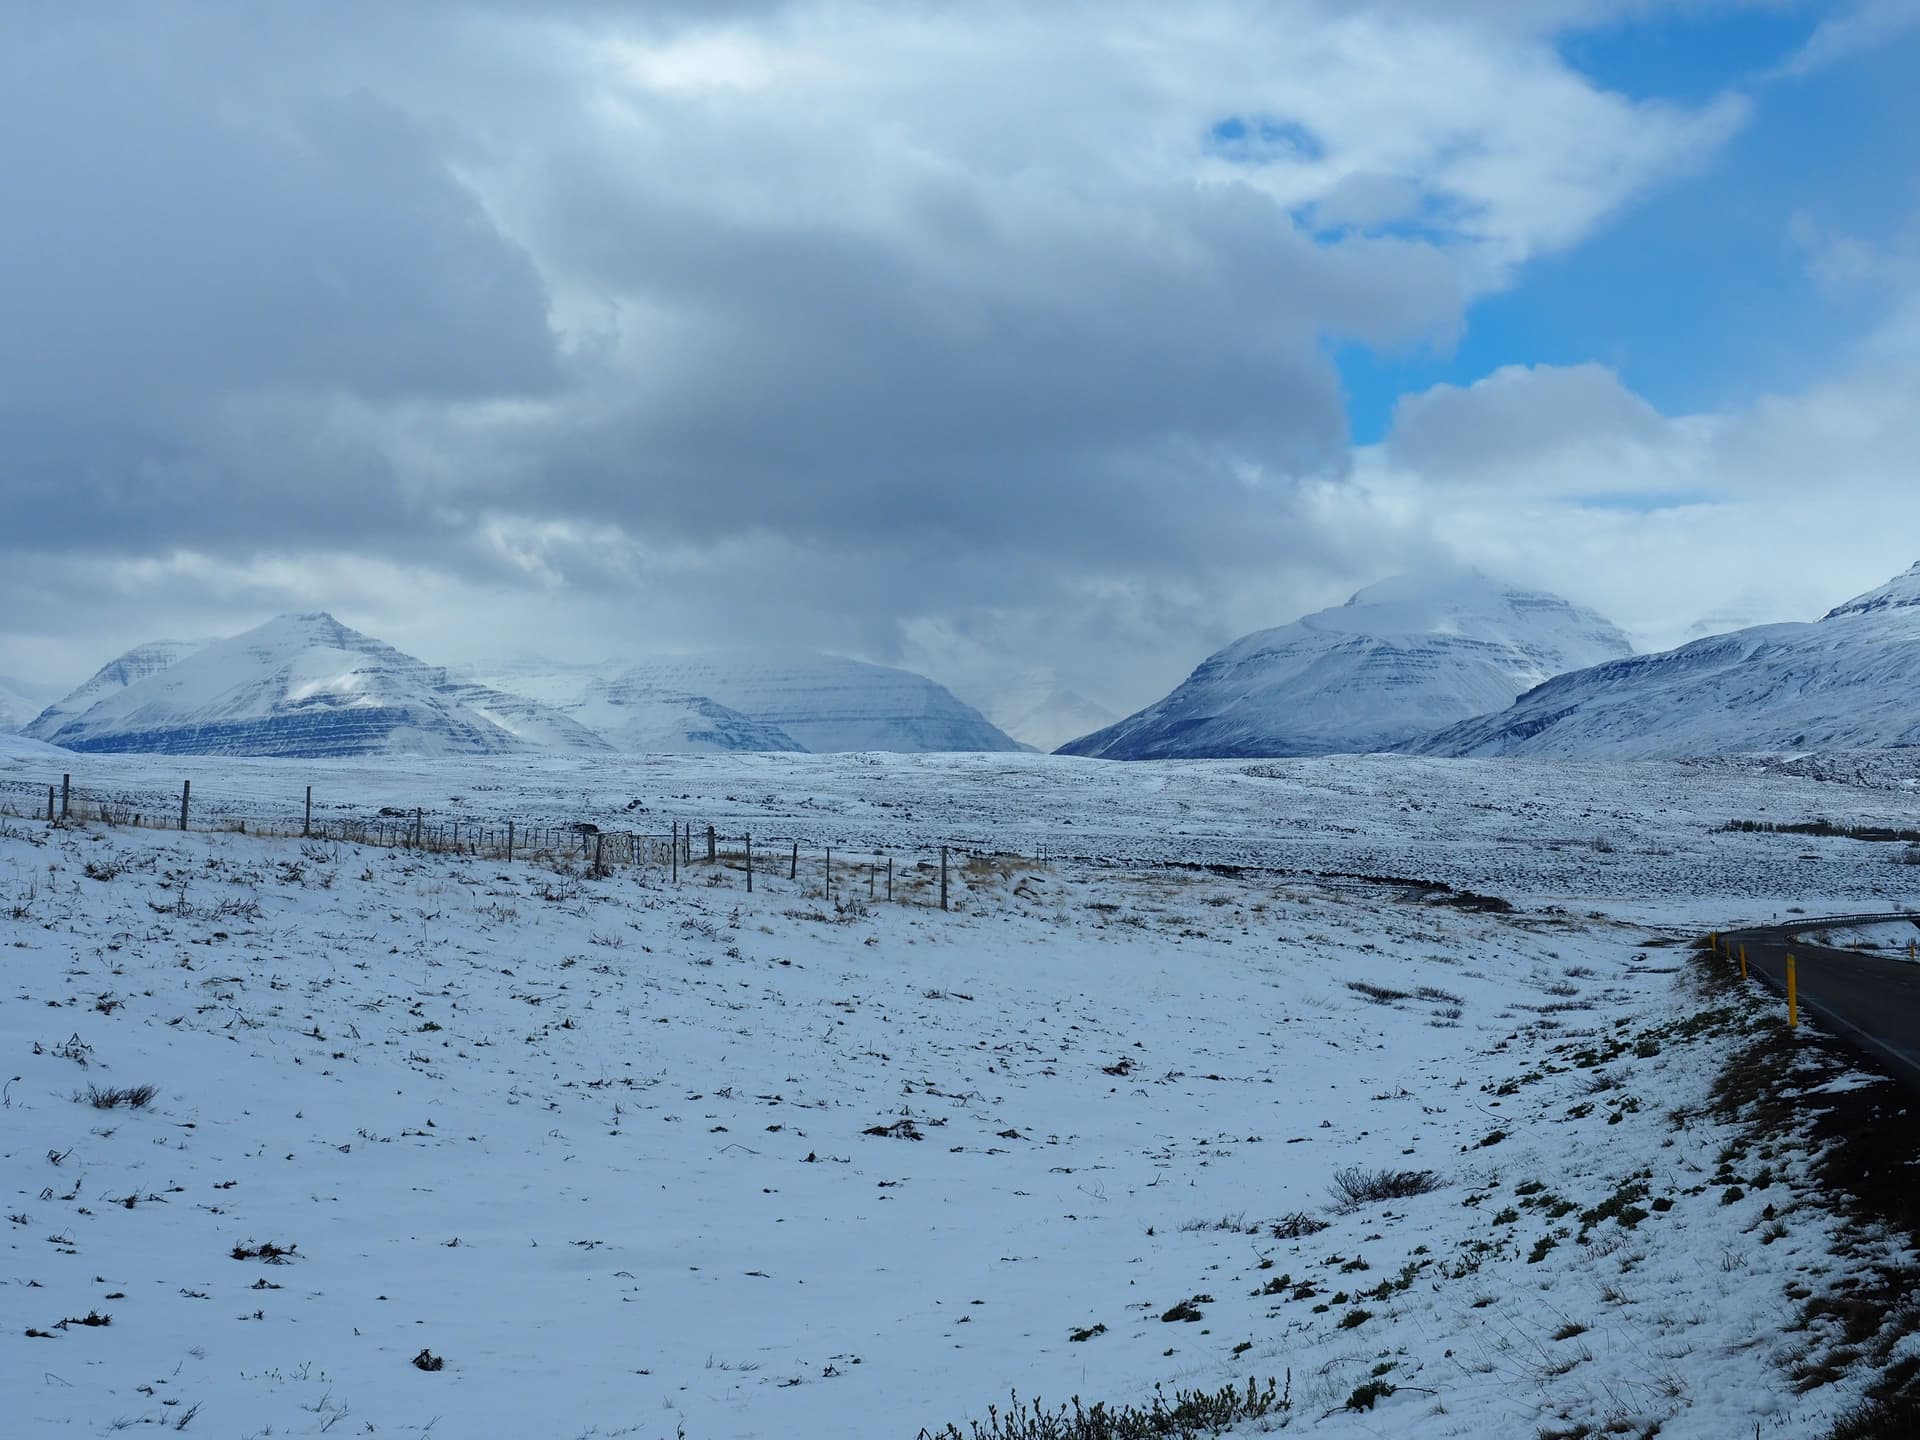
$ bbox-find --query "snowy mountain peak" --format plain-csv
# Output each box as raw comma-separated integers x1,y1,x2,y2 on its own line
1418,562,1920,759
1822,562,1920,620
27,617,608,758
252,611,362,648
1059,572,1632,760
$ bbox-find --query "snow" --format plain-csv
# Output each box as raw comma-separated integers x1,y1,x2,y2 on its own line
25,641,204,738
476,653,1023,755
0,675,59,734
10,746,1920,915
26,616,608,759
1419,561,1920,759
1,747,1916,1436
1059,571,1632,760
1794,918,1920,958
0,731,70,760
471,663,808,755
564,652,1024,754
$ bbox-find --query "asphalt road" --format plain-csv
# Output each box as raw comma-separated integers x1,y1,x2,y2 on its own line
1723,912,1920,1094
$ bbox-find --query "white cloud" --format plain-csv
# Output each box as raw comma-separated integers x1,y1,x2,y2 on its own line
1353,259,1920,649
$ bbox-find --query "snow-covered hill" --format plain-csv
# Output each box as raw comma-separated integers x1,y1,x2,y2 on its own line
468,661,806,754
25,614,610,758
603,652,1024,753
1058,572,1633,759
566,676,806,754
1417,562,1920,759
0,729,69,760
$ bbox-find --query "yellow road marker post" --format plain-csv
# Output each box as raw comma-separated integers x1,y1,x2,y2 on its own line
1739,944,1748,980
1786,954,1798,1028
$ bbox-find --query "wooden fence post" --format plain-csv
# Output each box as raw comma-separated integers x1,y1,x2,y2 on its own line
790,842,798,880
746,833,753,893
887,856,893,902
414,808,423,848
304,785,312,838
594,832,605,874
869,863,875,899
507,819,515,862
671,822,679,884
47,785,55,822
826,847,832,901
940,846,948,911
61,773,70,820
180,780,190,832
707,824,716,863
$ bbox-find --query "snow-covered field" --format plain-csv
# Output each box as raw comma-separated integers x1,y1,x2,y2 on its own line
9,745,1920,915
4,749,1916,1438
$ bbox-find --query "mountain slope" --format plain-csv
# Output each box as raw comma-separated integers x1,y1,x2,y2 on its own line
1416,562,1920,759
613,653,1023,753
0,675,59,734
1058,572,1633,760
24,641,204,737
565,676,806,754
26,614,610,758
471,662,808,754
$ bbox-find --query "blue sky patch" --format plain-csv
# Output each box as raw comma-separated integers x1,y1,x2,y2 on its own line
1208,114,1324,164
1338,14,1920,449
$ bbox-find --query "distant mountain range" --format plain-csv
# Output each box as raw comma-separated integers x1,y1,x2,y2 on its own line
21,563,1920,763
1057,572,1634,760
1414,562,1920,759
19,618,1022,759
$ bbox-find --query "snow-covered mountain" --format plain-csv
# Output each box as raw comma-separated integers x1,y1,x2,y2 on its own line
1416,562,1920,760
1057,572,1634,760
569,678,805,754
971,671,1118,754
26,614,610,758
22,641,204,737
471,660,809,755
0,675,59,734
606,653,1023,753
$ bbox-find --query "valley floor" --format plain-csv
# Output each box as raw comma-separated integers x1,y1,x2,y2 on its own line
2,750,1917,1438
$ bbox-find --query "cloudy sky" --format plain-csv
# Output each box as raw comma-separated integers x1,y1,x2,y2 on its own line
3,0,1917,731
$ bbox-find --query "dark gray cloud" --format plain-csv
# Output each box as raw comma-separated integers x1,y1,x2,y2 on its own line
0,0,1753,711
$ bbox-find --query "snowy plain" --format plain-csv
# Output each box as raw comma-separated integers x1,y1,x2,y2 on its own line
4,745,1918,1438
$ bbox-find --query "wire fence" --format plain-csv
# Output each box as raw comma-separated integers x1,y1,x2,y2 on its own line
0,769,970,907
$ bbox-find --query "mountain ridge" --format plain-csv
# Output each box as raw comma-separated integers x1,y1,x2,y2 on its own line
1058,571,1633,760
26,614,609,758
1414,563,1920,759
